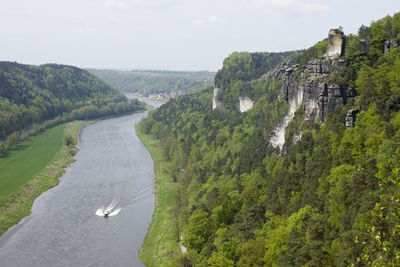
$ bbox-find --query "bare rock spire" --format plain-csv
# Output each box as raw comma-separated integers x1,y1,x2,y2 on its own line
327,29,345,58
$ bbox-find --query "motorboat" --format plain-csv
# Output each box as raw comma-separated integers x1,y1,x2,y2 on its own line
95,198,121,217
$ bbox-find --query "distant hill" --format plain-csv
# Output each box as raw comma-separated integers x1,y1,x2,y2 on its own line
87,69,215,96
0,62,144,154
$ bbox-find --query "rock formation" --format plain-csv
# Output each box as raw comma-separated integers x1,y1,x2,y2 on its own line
213,86,255,113
213,28,354,150
269,29,354,150
384,40,399,54
327,29,345,58
212,86,224,110
345,109,359,127
360,39,370,55
239,96,254,112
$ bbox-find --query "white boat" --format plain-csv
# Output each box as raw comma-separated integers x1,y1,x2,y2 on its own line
95,198,121,217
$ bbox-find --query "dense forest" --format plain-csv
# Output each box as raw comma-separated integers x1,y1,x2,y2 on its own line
0,62,144,156
87,69,214,96
140,12,400,266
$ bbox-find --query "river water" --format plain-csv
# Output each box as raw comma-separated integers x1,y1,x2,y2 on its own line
0,98,163,267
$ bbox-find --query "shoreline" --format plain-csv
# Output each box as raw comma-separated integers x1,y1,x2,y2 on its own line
136,121,180,267
0,107,149,238
0,121,87,237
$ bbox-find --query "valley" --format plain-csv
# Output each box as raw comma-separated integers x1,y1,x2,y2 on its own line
0,99,162,267
0,4,399,267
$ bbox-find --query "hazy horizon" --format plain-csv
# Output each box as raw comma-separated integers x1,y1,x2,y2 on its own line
1,0,399,71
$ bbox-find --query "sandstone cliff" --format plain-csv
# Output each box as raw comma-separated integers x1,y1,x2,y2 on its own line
268,29,355,150
212,29,356,150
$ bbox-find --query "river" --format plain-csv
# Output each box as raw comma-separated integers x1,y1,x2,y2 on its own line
0,98,163,267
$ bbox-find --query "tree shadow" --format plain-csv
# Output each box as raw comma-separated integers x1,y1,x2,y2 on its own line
1,144,29,158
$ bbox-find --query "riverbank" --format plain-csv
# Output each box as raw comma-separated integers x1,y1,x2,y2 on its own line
136,121,180,267
0,121,87,237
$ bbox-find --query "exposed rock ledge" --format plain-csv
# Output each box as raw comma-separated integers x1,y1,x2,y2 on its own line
269,28,354,151
239,96,254,112
212,86,224,110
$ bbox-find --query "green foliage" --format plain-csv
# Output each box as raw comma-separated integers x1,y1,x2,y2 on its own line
0,124,65,198
184,210,213,252
0,121,85,238
64,134,76,146
139,11,400,267
356,146,400,265
0,62,144,156
235,235,265,267
87,69,214,96
294,40,328,67
136,122,180,267
214,51,293,109
263,206,313,266
327,164,354,230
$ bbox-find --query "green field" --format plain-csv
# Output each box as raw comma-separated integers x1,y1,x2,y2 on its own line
0,121,85,236
136,121,180,267
0,124,65,198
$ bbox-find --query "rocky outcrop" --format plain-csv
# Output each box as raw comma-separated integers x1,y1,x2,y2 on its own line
264,59,294,78
360,39,370,55
213,28,355,150
269,85,303,150
345,109,359,127
269,29,354,150
239,96,254,112
213,86,255,112
302,80,356,121
327,29,345,58
212,86,224,110
277,58,353,122
384,40,399,54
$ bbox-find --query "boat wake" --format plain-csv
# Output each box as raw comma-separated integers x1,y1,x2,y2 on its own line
95,198,121,217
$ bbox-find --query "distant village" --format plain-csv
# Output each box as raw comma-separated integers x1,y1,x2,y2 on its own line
148,90,185,100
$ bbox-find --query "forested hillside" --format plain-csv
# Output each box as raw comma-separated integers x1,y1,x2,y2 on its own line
139,12,400,266
0,62,144,156
87,69,214,96
214,51,295,109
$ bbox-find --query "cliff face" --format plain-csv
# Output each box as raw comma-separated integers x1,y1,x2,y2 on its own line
213,29,354,149
212,87,224,110
239,96,254,112
285,58,355,122
212,85,254,112
268,29,354,149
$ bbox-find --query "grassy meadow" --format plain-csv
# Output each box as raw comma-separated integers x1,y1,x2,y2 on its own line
0,124,65,198
136,121,180,267
0,121,86,236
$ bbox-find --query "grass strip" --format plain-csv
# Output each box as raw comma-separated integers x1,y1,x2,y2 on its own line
136,121,180,267
0,121,87,236
0,124,65,198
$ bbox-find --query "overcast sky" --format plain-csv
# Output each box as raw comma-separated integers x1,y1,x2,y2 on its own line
0,0,399,71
